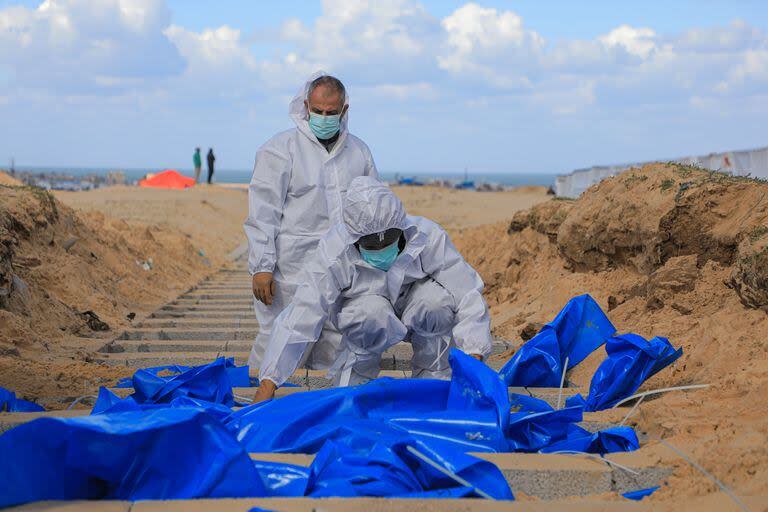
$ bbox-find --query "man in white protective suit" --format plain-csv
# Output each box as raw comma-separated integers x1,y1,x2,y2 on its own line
253,176,493,402
244,73,378,373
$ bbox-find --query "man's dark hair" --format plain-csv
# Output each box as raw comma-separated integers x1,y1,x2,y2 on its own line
307,75,346,103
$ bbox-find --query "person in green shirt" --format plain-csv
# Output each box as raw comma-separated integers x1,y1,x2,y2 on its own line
193,147,202,183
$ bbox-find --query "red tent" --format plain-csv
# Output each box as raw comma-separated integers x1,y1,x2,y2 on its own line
139,169,196,189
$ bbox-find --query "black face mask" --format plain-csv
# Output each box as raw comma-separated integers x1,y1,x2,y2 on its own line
357,228,403,251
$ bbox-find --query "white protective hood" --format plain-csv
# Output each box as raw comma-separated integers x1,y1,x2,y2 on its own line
288,70,350,146
343,176,407,239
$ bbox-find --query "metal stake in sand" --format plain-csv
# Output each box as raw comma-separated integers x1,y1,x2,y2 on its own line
556,356,569,409
406,445,495,500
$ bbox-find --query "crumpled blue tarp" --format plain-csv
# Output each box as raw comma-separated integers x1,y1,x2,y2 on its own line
0,321,659,506
228,350,513,454
0,350,517,505
0,408,265,508
540,425,639,454
101,357,245,409
0,386,44,412
507,393,638,454
305,426,514,500
622,485,660,500
499,294,616,387
91,387,236,421
568,333,683,411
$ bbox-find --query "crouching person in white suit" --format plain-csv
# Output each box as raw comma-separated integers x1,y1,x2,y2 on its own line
253,176,493,402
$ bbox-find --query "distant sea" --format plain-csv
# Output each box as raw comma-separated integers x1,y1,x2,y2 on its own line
9,166,559,188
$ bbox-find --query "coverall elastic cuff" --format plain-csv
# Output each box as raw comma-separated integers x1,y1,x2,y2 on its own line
258,376,281,388
250,263,275,276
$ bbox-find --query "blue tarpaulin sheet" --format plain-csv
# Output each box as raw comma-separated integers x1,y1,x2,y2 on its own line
622,485,660,500
568,334,683,411
0,293,684,506
0,408,265,507
499,294,616,387
0,386,44,412
0,351,518,506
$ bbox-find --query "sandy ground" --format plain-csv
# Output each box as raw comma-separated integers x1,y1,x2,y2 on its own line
54,185,250,265
452,164,768,504
0,180,251,406
392,185,551,235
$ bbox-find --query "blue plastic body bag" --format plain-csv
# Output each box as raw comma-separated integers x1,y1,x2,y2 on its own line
577,333,683,411
0,386,44,412
0,408,265,508
540,425,639,454
114,357,251,390
229,349,512,454
499,294,616,387
306,425,514,500
108,357,243,407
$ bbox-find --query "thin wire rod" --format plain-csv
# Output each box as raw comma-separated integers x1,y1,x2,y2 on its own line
406,445,495,500
612,384,710,408
619,394,645,427
66,395,98,410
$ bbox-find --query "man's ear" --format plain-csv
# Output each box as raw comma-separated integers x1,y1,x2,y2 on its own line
304,99,310,115
342,104,349,116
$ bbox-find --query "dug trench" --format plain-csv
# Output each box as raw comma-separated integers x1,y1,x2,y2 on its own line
1,164,766,507
1,260,674,502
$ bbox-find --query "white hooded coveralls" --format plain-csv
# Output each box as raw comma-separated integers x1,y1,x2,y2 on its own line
244,72,378,371
259,176,493,387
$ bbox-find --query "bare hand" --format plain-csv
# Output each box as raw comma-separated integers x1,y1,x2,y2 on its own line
252,272,275,305
253,379,277,403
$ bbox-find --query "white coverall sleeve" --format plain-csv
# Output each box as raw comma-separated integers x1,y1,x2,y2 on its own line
361,141,379,179
259,243,350,386
420,227,493,358
244,144,291,275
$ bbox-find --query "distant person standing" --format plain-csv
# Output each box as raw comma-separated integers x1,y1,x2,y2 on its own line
193,148,202,183
207,148,216,184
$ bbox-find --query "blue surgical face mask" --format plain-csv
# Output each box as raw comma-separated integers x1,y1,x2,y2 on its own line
309,112,341,140
360,240,399,272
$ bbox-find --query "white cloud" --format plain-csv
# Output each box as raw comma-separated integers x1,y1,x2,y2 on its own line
597,24,657,59
0,0,766,156
0,0,184,95
164,24,256,71
437,3,544,88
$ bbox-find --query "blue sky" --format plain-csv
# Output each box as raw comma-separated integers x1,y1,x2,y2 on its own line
0,1,766,175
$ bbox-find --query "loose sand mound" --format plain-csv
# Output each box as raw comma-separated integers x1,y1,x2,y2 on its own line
0,170,22,186
454,163,768,501
0,184,215,404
